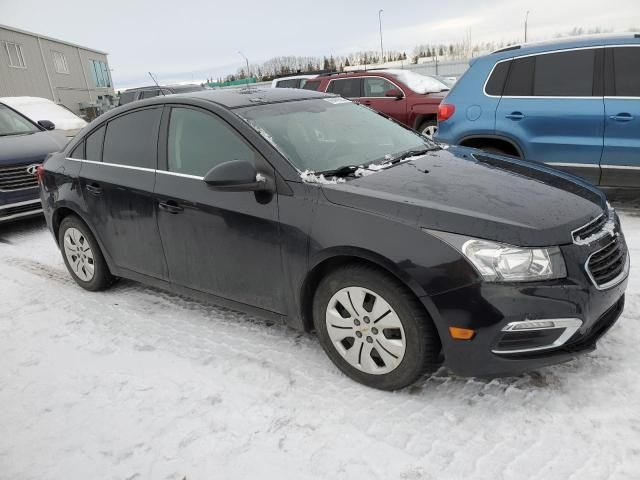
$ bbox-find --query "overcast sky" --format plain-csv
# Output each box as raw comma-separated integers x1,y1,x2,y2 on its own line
1,0,638,89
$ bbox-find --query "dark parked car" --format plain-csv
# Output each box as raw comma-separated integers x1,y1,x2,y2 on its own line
40,88,628,390
1,102,67,223
304,69,448,139
435,34,640,189
118,84,207,106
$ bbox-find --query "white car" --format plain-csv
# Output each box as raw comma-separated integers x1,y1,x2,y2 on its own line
0,96,87,138
271,74,318,89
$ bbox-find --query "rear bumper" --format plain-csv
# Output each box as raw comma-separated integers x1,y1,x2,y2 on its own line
425,272,628,377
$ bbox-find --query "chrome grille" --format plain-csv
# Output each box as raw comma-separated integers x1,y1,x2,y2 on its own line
586,237,627,289
0,164,38,191
572,214,606,244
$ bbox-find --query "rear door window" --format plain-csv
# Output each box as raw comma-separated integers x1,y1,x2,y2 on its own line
611,47,640,96
327,78,362,98
102,108,162,169
167,107,255,177
503,57,534,96
533,49,595,96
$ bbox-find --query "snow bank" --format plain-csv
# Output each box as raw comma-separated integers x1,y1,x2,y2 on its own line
385,69,449,94
0,96,87,131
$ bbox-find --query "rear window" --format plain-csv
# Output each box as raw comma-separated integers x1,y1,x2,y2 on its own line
119,91,136,105
276,79,300,88
327,78,362,98
485,61,511,96
85,126,105,162
612,47,640,96
302,80,321,91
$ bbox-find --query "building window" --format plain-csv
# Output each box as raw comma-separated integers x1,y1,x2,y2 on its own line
89,59,111,88
4,42,26,68
52,50,69,74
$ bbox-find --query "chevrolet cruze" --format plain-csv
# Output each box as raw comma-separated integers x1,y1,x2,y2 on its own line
39,88,629,390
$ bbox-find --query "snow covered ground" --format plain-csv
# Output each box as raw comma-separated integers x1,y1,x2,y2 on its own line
1,213,640,480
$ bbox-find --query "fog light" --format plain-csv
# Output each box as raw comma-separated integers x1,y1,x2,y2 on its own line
511,320,555,330
449,327,476,340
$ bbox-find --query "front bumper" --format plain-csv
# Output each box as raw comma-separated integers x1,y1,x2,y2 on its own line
424,232,629,377
0,197,42,223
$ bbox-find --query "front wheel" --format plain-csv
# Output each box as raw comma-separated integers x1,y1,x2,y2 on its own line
313,264,441,390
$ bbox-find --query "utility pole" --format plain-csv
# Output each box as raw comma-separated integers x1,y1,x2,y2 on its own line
238,51,250,86
378,9,384,64
524,11,530,43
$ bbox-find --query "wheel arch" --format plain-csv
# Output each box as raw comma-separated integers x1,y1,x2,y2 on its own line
413,113,437,131
458,134,524,158
299,247,429,332
51,205,117,273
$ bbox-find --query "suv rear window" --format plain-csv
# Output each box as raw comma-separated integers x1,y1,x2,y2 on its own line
276,79,300,88
327,78,362,98
119,91,136,105
485,61,511,96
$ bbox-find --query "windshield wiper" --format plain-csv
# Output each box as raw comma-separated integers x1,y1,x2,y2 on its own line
317,165,361,178
388,147,437,164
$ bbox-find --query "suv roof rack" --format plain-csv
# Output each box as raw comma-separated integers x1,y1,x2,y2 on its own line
492,45,521,54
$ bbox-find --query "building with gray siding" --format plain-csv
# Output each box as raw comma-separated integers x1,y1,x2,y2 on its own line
0,24,115,116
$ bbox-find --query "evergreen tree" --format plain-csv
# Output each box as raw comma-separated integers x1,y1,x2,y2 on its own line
345,57,351,67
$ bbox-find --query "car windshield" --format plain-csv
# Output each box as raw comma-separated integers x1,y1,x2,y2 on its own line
237,98,435,173
0,104,40,136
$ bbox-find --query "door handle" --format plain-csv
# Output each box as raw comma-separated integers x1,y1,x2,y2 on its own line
85,183,102,195
158,200,184,214
609,113,633,122
505,112,525,120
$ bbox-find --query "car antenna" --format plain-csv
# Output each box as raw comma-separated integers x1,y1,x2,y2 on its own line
148,72,166,95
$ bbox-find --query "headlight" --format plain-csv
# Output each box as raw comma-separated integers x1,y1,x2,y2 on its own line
424,230,567,282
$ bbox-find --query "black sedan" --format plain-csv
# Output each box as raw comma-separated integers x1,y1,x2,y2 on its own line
39,88,629,390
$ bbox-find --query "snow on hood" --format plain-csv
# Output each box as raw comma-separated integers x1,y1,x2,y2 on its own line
0,96,87,132
385,70,449,94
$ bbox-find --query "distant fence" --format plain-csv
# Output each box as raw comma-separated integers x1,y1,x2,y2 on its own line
405,59,470,78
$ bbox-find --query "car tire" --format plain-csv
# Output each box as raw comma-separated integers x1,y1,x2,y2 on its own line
58,215,114,291
313,263,441,390
418,119,438,140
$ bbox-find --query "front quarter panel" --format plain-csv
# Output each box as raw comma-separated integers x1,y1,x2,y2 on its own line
309,185,481,298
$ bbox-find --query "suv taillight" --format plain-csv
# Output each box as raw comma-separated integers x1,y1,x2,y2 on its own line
438,104,455,122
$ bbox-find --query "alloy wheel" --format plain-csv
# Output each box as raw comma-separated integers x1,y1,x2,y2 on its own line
422,124,438,139
63,227,95,282
325,286,406,375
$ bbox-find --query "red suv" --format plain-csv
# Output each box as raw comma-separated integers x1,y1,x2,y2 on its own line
303,69,449,138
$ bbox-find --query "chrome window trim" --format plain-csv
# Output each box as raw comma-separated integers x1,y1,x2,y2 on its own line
584,238,630,290
492,318,583,354
66,157,205,179
601,164,640,170
483,44,640,99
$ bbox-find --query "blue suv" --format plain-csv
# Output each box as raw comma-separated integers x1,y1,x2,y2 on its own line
435,34,640,189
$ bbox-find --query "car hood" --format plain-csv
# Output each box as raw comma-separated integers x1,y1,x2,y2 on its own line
0,131,68,167
320,146,607,246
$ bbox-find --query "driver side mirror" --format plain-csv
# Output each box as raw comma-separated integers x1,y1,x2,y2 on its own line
38,120,56,130
385,89,403,100
203,160,274,192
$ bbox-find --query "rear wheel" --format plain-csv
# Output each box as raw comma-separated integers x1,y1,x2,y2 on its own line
58,215,114,291
418,119,438,140
313,264,441,390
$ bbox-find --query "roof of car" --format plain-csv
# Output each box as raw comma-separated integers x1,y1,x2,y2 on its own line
171,86,333,109
487,33,640,61
122,84,205,92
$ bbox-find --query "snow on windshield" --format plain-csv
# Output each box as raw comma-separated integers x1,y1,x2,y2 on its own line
0,96,87,131
385,70,449,94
